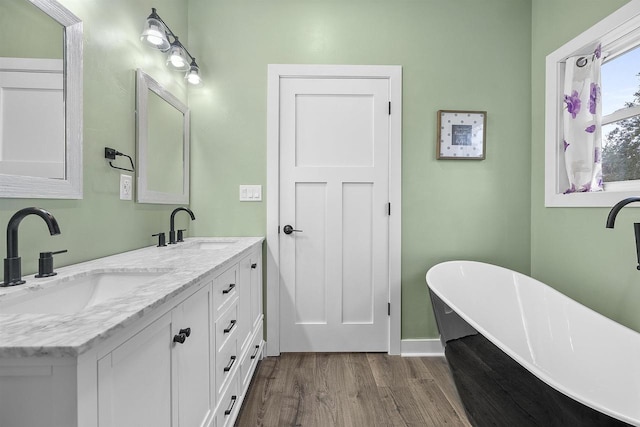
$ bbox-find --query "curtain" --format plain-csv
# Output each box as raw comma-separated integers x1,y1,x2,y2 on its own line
562,44,603,193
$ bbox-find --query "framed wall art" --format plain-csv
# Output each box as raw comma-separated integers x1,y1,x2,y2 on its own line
436,110,487,160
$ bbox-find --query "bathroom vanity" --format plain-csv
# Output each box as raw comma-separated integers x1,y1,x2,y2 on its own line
0,237,264,427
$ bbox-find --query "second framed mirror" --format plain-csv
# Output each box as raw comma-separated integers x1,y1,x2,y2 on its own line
136,69,190,204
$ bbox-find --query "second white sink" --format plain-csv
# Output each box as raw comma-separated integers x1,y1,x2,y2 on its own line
172,240,237,250
0,270,168,315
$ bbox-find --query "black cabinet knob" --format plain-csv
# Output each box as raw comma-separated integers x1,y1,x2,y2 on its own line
179,327,191,337
173,333,186,344
251,263,257,269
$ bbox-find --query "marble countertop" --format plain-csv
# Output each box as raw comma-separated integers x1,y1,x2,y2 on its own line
0,237,264,358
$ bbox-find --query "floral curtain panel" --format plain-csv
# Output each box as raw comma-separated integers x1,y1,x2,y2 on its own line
563,44,603,193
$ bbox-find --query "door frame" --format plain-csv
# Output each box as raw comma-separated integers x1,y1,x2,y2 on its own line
266,64,402,356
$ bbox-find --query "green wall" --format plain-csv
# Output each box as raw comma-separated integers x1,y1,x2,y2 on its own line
0,0,192,274
188,0,533,339
530,0,640,333
14,0,633,342
0,0,62,58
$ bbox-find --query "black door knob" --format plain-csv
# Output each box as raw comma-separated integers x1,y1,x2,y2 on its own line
283,225,302,235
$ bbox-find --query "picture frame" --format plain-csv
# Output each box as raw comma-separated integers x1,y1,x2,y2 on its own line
436,110,487,160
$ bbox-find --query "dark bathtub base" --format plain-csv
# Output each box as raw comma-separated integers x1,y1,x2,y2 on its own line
445,334,631,427
428,290,631,426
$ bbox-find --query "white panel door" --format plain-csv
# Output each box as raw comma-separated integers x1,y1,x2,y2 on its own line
279,77,390,352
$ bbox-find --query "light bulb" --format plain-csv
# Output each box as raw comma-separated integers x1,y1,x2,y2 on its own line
169,54,187,69
186,70,201,85
185,60,202,85
140,15,170,51
144,27,164,46
166,42,189,71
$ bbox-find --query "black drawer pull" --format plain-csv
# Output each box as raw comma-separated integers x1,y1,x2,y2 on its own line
223,355,237,372
250,344,260,360
224,395,237,416
223,319,237,334
222,283,236,294
251,263,257,269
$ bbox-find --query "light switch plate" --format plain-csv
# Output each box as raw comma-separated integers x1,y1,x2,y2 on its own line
120,174,133,200
239,185,262,201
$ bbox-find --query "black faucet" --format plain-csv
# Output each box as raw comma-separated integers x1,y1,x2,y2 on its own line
2,207,61,287
169,207,195,244
606,197,640,270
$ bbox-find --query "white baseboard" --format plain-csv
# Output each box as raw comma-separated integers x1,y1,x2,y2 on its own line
401,338,444,357
263,338,445,357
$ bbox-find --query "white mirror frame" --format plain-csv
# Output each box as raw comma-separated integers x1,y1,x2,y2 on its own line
136,69,190,204
0,0,83,199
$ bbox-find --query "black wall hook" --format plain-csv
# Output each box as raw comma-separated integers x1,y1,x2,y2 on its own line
105,147,135,172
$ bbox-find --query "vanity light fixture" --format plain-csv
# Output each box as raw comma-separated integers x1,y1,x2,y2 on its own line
140,8,202,85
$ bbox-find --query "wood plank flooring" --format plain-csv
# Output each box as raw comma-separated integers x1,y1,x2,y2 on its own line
235,353,472,427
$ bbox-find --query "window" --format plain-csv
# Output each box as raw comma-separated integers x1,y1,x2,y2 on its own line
601,46,640,186
545,2,640,207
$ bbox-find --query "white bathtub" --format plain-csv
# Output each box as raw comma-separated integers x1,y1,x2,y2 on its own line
426,261,640,426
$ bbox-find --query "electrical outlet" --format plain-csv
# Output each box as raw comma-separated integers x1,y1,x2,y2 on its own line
120,174,132,200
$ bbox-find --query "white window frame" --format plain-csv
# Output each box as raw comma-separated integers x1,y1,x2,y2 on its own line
545,0,640,207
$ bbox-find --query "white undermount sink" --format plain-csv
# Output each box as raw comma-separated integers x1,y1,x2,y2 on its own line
174,240,236,250
0,270,167,315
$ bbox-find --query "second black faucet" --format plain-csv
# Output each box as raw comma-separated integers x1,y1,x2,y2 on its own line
169,207,195,244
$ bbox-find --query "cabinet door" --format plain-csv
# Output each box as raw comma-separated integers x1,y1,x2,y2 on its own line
249,250,263,330
98,313,174,427
173,285,212,427
237,255,252,354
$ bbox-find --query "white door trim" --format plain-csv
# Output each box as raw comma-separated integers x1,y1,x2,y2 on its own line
266,64,402,356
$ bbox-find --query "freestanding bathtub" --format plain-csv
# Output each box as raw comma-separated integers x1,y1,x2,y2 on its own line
426,261,639,426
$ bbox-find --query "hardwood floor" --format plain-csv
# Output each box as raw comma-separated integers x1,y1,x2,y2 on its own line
235,353,472,427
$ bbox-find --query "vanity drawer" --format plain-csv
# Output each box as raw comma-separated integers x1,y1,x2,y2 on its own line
215,303,238,353
214,374,239,427
212,265,238,319
215,333,237,401
239,321,263,392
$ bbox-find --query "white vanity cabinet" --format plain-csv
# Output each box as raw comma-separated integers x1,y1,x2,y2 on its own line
97,282,213,427
0,238,264,427
95,246,263,427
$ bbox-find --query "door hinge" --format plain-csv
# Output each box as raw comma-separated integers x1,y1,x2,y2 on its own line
388,302,391,316
388,102,391,115
387,202,391,216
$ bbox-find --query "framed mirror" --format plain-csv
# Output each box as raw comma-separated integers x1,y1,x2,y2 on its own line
136,69,190,204
0,0,83,199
